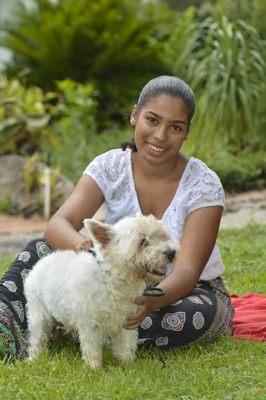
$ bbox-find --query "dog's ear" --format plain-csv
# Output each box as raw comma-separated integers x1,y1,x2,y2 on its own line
83,219,114,247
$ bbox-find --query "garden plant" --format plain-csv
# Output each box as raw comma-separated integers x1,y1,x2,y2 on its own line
0,0,265,189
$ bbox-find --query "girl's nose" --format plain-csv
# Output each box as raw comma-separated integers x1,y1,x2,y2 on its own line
153,126,167,141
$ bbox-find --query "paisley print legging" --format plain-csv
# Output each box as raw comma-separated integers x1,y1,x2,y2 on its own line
0,239,234,359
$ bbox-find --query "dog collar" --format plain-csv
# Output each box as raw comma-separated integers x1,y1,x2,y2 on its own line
87,248,103,268
88,248,97,257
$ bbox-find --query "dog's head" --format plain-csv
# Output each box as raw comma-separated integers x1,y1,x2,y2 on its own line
83,215,178,283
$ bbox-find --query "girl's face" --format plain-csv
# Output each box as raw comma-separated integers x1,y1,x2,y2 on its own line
130,95,189,166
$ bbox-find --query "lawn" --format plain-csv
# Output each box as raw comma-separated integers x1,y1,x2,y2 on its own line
0,223,265,400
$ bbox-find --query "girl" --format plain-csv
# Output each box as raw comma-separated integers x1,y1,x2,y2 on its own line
0,75,234,359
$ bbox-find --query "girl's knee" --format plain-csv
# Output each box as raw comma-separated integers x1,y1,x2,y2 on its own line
0,239,52,285
19,238,51,257
166,293,217,337
138,292,218,349
16,239,52,265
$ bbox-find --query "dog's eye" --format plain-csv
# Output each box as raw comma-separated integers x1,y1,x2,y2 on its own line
140,238,149,248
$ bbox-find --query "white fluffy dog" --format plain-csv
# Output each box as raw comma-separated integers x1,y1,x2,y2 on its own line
24,215,177,369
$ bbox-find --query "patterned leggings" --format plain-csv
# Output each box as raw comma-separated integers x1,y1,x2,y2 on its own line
0,239,234,359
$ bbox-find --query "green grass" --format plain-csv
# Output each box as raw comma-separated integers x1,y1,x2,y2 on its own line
0,224,265,400
218,223,266,294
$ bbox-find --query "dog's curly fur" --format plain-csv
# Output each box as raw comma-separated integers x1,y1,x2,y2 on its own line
24,215,177,369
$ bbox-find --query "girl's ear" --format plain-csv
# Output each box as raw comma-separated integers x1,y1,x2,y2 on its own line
130,105,138,126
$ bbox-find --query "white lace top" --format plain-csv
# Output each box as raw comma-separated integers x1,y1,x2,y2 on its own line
84,148,225,280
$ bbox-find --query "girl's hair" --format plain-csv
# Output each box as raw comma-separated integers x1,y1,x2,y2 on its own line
121,75,195,152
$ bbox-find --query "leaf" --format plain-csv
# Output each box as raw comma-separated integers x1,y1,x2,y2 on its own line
25,114,51,130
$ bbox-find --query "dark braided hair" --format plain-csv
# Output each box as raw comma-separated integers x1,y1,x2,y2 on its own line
121,75,196,152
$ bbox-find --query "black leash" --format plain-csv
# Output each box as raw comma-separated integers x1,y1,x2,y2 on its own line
143,285,165,297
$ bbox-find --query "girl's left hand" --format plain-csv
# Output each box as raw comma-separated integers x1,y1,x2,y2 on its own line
123,296,153,330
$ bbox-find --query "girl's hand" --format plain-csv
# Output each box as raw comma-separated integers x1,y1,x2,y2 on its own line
74,239,92,253
123,296,153,330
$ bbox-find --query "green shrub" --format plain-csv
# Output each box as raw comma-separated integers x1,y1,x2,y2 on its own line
161,7,199,81
1,0,172,125
162,8,266,192
163,14,265,159
39,79,98,181
0,76,59,155
37,79,133,183
0,76,99,181
190,16,265,150
212,0,266,40
49,124,132,182
209,149,266,192
0,76,98,147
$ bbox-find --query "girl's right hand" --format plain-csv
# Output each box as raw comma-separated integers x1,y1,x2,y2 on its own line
74,239,92,253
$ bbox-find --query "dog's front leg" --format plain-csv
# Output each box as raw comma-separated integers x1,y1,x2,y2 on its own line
111,328,138,364
78,325,103,370
26,298,54,360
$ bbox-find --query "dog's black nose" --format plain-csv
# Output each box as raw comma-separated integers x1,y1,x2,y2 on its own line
164,249,176,262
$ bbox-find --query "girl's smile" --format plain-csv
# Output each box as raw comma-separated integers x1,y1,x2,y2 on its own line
146,141,166,155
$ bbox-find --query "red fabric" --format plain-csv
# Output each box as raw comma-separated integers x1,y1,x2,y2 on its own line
230,293,266,341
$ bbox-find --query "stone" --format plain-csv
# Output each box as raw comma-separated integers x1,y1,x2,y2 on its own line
0,155,74,217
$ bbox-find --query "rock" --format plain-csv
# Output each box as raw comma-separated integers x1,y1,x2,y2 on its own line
224,189,266,213
219,189,266,228
0,232,45,257
0,155,74,217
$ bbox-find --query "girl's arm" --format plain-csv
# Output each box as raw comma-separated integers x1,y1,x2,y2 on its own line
44,175,104,251
124,205,223,329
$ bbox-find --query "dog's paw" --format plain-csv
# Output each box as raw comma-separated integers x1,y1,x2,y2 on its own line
116,351,136,364
82,353,103,370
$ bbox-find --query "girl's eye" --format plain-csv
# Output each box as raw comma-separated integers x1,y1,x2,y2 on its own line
147,117,157,124
172,125,181,132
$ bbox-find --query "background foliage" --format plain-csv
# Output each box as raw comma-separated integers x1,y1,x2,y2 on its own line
0,76,59,155
1,0,172,126
0,0,265,189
